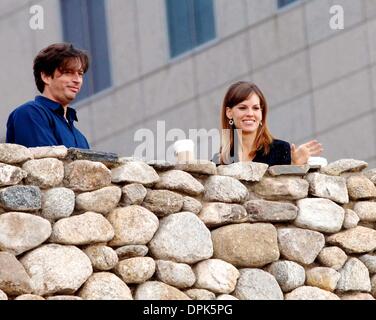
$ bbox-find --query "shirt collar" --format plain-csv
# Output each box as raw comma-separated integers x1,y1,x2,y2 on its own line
35,95,78,122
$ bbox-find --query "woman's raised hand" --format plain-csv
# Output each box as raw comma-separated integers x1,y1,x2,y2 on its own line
291,140,323,165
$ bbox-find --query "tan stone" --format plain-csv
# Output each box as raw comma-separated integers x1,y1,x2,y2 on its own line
22,158,64,188
29,145,68,159
0,144,32,164
327,226,376,254
78,272,132,300
115,257,155,284
306,267,340,292
64,160,112,191
50,212,114,245
108,206,159,246
75,186,121,215
135,281,190,300
347,175,376,200
253,176,309,200
211,223,279,267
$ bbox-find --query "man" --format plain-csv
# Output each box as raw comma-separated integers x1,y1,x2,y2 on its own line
6,43,90,148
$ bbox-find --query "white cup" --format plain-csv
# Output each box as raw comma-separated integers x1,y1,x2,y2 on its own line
174,139,195,163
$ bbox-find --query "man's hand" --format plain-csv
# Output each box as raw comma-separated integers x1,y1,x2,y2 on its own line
291,140,323,165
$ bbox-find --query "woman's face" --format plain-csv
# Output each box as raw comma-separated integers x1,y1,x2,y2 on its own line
226,93,262,134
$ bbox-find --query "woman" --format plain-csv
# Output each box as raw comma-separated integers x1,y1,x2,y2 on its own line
214,81,323,166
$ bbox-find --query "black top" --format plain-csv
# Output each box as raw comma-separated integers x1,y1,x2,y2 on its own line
212,139,291,166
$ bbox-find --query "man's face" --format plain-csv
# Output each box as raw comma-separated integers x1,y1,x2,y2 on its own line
42,58,84,107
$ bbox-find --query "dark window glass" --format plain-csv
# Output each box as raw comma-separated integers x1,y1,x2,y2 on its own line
278,0,299,8
166,0,216,58
60,0,111,101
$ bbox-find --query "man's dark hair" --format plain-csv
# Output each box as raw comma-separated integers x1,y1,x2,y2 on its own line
33,43,90,93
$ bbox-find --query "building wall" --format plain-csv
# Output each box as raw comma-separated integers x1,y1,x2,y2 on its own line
1,0,375,167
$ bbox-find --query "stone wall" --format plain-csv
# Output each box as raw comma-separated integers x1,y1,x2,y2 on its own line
0,143,376,300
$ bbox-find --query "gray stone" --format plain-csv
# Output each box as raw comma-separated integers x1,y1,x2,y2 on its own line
115,257,155,284
182,196,202,214
305,172,349,204
364,169,376,184
216,294,238,300
22,158,64,188
193,259,240,294
47,295,82,300
353,201,376,222
149,212,213,264
147,160,175,171
185,288,215,300
0,164,27,187
337,258,371,292
75,186,121,215
211,223,279,268
268,164,310,176
154,170,204,196
15,294,45,300
253,176,309,200
121,183,147,206
115,245,149,259
347,175,376,200
64,160,112,191
83,245,119,271
306,267,341,292
217,162,268,181
108,206,159,246
204,176,248,203
340,293,375,300
0,252,32,295
327,226,376,254
317,247,348,270
0,185,41,211
278,227,325,265
175,160,217,175
135,281,189,300
359,254,376,274
198,202,248,227
295,198,345,233
41,187,75,221
372,275,376,298
155,260,196,289
29,145,68,159
0,144,32,164
285,286,340,300
20,244,93,296
142,189,184,216
266,260,306,292
343,209,360,229
111,161,159,185
67,148,119,168
50,212,114,245
321,159,368,176
234,269,283,300
244,199,298,222
78,272,132,300
0,289,7,300
0,212,51,255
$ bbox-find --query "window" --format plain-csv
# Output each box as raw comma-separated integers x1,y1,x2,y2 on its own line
60,0,111,101
166,0,216,58
278,0,299,8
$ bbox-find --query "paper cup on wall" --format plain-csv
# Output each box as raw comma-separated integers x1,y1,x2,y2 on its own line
174,139,195,163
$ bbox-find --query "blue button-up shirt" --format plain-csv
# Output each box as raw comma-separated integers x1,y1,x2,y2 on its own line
6,96,90,149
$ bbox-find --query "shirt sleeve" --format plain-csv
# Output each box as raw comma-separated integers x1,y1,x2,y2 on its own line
6,105,59,147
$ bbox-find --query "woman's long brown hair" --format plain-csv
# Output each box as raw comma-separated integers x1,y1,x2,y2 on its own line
220,82,274,164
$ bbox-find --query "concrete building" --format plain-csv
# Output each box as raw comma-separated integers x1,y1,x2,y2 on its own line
1,0,375,167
